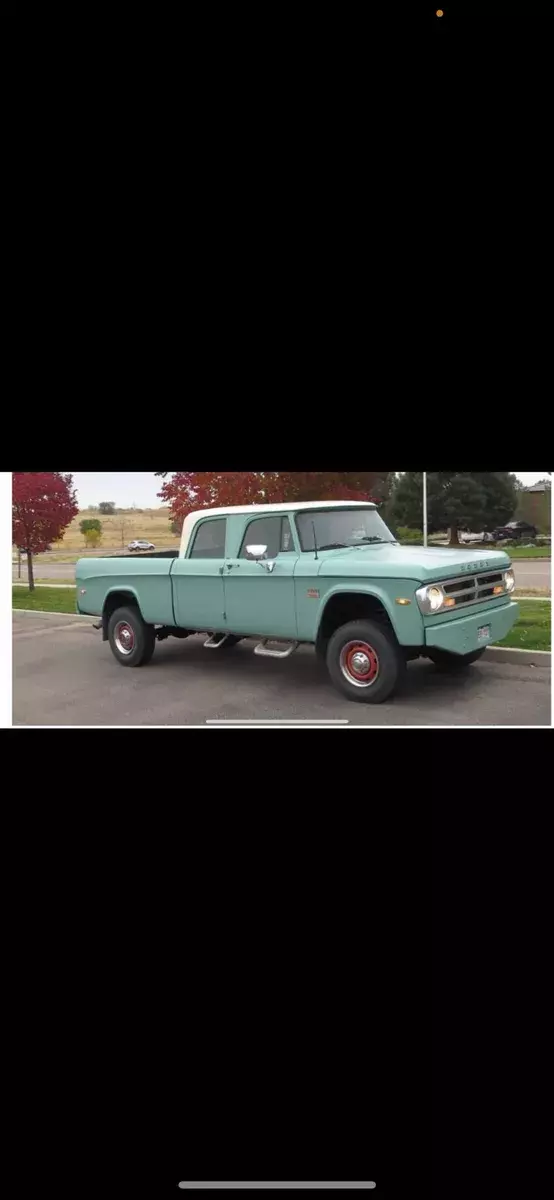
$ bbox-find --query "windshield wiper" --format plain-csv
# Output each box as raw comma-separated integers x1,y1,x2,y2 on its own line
318,542,348,551
349,537,390,545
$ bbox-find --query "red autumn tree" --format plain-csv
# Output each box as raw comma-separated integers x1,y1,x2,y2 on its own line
156,472,392,526
12,472,79,591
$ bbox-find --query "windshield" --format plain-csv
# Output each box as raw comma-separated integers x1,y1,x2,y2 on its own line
295,508,396,552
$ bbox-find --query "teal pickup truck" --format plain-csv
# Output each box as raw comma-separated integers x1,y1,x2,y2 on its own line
76,501,518,703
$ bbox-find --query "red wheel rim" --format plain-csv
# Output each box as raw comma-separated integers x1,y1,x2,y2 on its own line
340,640,380,687
114,621,135,655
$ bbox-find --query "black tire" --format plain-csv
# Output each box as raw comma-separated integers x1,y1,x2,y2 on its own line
108,605,156,667
428,648,485,671
326,619,405,704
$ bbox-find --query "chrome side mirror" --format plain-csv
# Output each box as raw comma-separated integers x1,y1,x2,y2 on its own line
246,545,276,573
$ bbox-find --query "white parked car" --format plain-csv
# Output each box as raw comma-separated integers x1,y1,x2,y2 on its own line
459,531,494,544
128,540,156,553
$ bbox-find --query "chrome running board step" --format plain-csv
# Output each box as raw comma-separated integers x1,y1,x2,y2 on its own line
254,639,299,659
204,633,231,649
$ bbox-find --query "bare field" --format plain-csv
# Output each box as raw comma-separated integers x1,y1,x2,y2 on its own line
13,507,180,558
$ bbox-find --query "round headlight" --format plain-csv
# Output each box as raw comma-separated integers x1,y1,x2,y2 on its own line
427,585,445,611
416,583,446,613
504,569,515,593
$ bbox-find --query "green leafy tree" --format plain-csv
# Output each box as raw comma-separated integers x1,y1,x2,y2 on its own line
98,501,116,515
80,518,103,546
391,472,518,545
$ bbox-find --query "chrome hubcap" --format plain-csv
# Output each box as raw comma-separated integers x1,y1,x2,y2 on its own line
114,621,135,655
339,640,380,688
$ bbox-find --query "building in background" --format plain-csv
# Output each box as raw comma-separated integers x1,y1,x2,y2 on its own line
516,479,551,533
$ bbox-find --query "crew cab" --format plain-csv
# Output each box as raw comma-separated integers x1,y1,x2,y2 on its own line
75,501,519,703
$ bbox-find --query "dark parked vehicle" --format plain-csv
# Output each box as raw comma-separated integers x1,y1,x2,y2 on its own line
492,521,537,542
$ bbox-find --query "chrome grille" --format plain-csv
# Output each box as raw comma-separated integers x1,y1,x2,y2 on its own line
438,570,506,610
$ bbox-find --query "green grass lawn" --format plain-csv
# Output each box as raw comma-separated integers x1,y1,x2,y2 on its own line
497,600,551,651
12,586,77,614
505,545,551,559
21,577,76,585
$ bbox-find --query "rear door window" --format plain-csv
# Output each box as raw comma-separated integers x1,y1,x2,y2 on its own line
189,518,227,559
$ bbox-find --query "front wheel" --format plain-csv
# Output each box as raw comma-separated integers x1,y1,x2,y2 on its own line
428,648,486,671
108,605,156,667
326,619,405,704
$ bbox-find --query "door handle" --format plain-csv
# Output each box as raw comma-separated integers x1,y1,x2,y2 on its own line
225,563,240,570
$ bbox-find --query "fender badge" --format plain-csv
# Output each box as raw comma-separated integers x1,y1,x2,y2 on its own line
307,588,320,598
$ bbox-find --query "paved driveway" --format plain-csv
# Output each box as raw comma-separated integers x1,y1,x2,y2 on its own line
12,612,551,726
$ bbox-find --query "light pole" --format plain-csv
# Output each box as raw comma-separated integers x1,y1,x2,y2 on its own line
423,472,428,547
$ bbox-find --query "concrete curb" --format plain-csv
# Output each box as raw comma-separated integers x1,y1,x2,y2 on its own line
485,646,551,666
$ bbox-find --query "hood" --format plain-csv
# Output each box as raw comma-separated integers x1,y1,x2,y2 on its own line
316,542,512,584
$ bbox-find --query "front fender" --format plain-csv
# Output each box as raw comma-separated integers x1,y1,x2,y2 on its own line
316,582,424,647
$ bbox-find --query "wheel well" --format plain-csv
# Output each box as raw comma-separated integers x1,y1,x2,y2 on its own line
316,593,396,652
102,591,141,640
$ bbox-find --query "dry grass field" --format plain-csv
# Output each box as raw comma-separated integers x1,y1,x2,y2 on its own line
13,507,181,562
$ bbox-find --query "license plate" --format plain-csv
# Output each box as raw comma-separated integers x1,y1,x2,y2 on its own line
478,624,491,642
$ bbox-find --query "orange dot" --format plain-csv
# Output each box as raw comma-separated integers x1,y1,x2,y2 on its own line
436,8,444,15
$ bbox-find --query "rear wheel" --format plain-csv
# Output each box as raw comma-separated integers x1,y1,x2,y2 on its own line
428,648,485,671
108,605,156,667
326,619,405,703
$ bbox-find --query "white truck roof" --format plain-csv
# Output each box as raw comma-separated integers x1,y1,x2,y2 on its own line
180,500,376,556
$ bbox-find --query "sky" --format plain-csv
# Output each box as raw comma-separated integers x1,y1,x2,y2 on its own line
66,473,165,508
66,472,549,509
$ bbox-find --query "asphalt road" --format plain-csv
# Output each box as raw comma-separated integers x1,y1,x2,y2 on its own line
512,559,551,589
12,558,552,589
13,561,77,581
12,612,551,726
